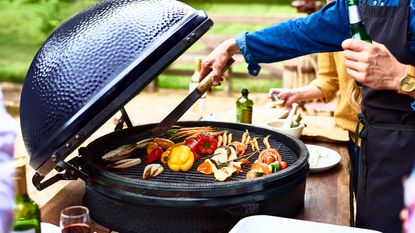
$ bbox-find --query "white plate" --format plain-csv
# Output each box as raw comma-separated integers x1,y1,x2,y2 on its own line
230,215,381,233
306,144,341,173
41,222,60,233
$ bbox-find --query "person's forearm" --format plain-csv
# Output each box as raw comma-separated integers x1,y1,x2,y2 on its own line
225,39,241,56
292,84,324,102
236,0,349,65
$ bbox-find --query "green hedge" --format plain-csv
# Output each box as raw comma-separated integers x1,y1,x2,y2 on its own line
0,0,296,85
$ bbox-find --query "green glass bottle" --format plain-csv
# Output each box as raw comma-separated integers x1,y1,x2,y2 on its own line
348,0,372,42
12,165,41,233
236,88,254,124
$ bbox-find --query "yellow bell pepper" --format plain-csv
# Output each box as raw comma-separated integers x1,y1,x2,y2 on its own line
168,145,194,172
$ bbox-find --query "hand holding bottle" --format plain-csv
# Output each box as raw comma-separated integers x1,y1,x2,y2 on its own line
342,39,407,91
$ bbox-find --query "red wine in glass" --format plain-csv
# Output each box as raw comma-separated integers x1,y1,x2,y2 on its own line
61,223,91,233
60,206,91,233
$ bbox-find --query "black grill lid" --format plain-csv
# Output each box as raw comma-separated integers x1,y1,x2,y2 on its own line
20,0,212,175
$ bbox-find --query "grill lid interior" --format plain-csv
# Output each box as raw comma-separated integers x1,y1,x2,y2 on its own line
20,0,212,174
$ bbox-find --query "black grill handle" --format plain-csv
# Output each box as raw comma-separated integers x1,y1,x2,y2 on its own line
32,157,89,191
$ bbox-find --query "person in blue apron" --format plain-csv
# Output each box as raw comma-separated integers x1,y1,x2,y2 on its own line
200,0,415,232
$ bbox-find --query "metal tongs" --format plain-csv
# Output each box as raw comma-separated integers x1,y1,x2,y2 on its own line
150,58,235,136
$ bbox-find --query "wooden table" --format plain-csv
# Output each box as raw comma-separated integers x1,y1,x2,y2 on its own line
41,140,351,232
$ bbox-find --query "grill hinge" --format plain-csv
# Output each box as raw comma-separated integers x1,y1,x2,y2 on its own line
114,107,133,131
32,156,89,191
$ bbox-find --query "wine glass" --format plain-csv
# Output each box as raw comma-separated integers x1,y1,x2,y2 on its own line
60,206,91,233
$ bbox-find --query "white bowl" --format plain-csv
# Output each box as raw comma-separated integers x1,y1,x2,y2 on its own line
266,119,305,138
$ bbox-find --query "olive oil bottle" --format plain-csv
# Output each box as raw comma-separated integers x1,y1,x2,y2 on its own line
12,165,41,233
189,58,206,116
236,88,254,124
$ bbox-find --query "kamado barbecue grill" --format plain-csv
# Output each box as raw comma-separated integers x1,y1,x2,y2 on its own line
20,0,310,232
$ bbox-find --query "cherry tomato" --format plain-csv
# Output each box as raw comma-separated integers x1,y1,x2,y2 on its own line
279,161,288,170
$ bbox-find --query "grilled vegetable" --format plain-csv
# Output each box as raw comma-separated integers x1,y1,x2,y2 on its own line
246,170,259,179
221,166,237,176
263,135,271,149
196,133,218,155
227,133,232,146
279,161,288,170
145,146,163,163
142,164,164,180
228,145,237,161
168,145,195,172
160,151,170,164
252,138,259,151
102,144,136,162
167,126,216,141
222,132,228,146
246,161,271,179
238,158,250,167
241,130,248,145
228,162,243,174
258,148,282,164
217,135,223,147
214,169,231,182
153,137,175,149
146,142,159,155
268,162,280,173
136,138,153,149
197,159,217,175
245,135,251,145
166,141,185,152
212,147,230,164
107,158,142,169
230,141,247,157
184,138,200,161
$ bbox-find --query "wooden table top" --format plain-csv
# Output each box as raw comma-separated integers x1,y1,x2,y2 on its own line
40,140,351,232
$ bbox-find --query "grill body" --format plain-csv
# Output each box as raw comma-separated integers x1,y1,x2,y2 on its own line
20,1,309,231
81,121,309,233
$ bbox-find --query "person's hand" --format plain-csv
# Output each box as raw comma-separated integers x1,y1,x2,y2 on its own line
401,208,410,233
200,38,241,86
342,39,407,90
268,88,299,108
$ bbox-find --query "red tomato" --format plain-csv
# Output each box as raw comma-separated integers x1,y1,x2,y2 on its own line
279,161,288,170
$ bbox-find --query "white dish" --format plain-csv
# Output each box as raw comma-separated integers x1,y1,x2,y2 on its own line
41,222,60,233
266,119,305,138
230,215,381,233
306,144,341,173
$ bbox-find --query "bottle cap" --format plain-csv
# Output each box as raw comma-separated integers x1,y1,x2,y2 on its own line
195,58,202,72
14,164,27,195
241,88,249,96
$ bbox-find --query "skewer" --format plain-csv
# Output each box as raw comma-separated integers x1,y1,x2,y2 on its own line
221,150,259,166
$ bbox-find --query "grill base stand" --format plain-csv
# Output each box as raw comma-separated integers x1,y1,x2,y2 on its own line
84,182,305,233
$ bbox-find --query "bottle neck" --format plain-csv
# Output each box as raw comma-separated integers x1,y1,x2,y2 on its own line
348,5,362,24
14,175,28,196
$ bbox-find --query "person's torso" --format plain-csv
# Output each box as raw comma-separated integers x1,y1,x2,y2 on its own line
361,0,415,123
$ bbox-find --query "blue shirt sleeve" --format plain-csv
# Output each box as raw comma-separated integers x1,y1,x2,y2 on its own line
235,0,350,76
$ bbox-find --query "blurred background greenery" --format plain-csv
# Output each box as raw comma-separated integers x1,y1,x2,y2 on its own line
0,0,304,92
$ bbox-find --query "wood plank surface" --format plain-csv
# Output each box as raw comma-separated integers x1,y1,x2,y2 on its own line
41,140,350,232
297,141,351,226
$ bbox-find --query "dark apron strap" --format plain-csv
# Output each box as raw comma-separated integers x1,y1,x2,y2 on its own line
355,113,368,198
